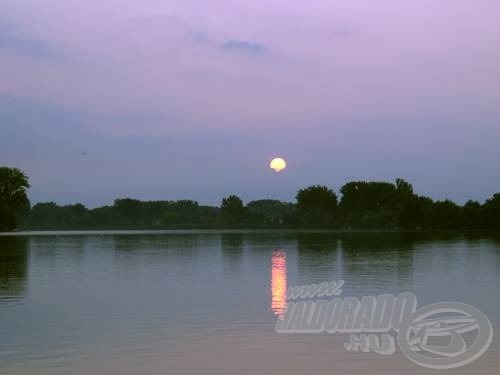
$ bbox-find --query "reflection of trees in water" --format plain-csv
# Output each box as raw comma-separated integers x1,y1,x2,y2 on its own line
35,235,87,254
406,232,500,284
339,233,416,289
460,232,500,274
28,236,88,277
221,234,244,271
338,232,500,290
293,232,419,290
491,235,500,278
242,232,299,248
0,236,29,303
335,232,500,289
111,234,210,270
296,233,340,281
113,234,203,253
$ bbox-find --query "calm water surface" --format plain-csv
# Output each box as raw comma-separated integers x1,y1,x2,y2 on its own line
0,231,499,374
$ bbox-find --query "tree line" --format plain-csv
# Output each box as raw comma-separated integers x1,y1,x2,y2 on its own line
1,166,499,231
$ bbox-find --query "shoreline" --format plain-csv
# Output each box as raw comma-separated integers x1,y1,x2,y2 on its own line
1,228,498,237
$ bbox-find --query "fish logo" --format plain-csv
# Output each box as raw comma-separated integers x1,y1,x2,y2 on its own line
398,302,493,369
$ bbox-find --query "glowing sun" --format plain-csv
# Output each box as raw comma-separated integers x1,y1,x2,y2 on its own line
270,157,287,172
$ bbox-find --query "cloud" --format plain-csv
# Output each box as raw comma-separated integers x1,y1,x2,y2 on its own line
221,40,266,54
0,27,56,59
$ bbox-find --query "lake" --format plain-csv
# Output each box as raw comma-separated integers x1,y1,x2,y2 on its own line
0,231,499,374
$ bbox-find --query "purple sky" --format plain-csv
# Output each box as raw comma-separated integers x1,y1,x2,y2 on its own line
1,0,499,207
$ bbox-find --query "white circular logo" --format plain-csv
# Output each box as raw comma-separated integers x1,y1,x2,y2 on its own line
398,302,493,369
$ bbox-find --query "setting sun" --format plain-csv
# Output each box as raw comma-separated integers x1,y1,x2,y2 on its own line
270,157,286,172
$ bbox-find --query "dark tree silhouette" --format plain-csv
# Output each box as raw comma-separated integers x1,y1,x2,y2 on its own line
221,195,244,214
482,193,500,230
0,167,30,231
246,199,295,225
220,195,245,225
10,168,500,231
339,179,416,229
296,185,337,228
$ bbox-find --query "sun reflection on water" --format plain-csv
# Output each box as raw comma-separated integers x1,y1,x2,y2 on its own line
271,249,287,317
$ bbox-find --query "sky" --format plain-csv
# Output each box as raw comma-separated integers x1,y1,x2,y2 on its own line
1,0,499,207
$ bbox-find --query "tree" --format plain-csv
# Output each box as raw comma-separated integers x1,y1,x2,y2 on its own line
481,193,500,230
395,178,413,197
296,185,337,228
431,200,463,229
113,198,144,226
25,202,89,229
221,195,244,214
463,200,482,230
246,199,295,225
339,179,415,229
0,167,30,231
220,195,245,225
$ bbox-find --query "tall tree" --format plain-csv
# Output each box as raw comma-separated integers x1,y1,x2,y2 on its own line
482,193,500,230
296,185,337,228
220,195,245,225
0,167,30,231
